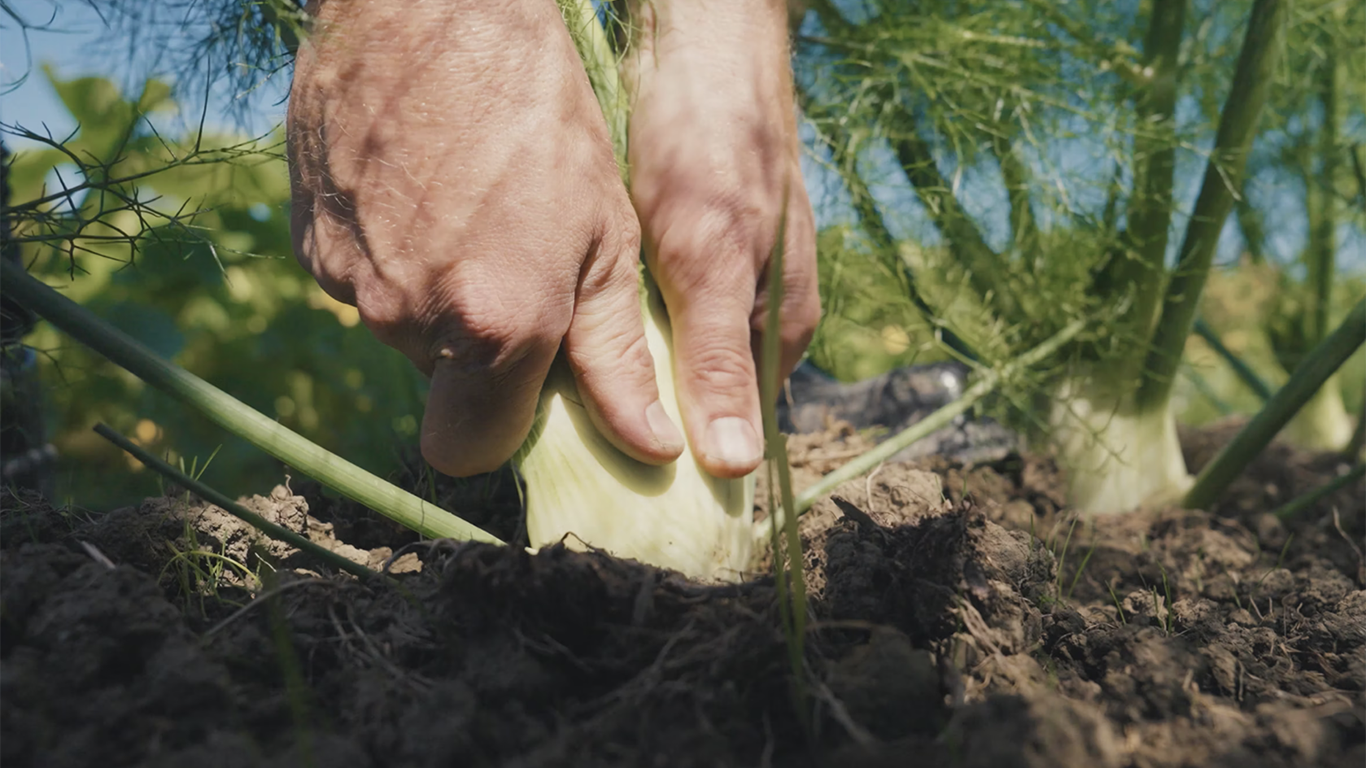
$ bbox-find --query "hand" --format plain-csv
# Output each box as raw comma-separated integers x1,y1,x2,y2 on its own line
624,0,821,478
288,0,684,477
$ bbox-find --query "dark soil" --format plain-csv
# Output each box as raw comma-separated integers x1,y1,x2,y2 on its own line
2,423,1362,767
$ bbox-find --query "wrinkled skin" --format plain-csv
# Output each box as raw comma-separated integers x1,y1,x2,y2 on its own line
288,0,818,479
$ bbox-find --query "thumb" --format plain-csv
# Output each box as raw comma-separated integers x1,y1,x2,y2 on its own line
420,328,560,478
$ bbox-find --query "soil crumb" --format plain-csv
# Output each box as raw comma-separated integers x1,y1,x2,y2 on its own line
2,424,1362,767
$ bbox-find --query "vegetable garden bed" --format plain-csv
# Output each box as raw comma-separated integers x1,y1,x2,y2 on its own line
3,422,1360,768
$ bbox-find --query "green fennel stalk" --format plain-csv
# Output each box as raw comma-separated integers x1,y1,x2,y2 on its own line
0,258,501,544
1185,299,1366,510
797,0,1290,514
95,423,385,581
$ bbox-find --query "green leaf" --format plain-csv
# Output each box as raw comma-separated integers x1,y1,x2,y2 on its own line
42,66,138,163
40,67,177,170
136,79,175,113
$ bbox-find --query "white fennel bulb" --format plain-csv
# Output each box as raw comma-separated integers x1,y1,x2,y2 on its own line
515,280,757,582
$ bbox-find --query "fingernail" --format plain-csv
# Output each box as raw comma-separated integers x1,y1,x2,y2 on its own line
704,416,762,471
646,400,685,454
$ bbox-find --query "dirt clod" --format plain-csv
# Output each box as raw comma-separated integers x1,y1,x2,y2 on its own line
2,424,1363,766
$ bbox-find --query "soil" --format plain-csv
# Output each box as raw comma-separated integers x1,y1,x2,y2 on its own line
2,421,1362,768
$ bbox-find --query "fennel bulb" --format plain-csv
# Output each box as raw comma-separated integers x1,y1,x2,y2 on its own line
1049,374,1194,515
516,281,757,582
1278,374,1353,452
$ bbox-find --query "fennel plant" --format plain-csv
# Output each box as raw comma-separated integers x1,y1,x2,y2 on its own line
797,0,1311,513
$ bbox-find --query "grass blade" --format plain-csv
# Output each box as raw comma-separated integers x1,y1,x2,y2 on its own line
758,189,810,718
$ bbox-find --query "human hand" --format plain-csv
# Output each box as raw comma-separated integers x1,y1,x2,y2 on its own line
288,0,684,477
624,0,821,478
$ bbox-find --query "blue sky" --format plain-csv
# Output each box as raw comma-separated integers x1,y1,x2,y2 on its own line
3,1,284,145
4,1,1361,273
3,2,105,135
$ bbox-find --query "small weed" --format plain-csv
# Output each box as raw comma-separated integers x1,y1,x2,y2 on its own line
157,446,223,502
1108,582,1127,625
1156,562,1175,635
159,517,258,617
1249,532,1295,606
1046,515,1098,604
1066,540,1098,601
1054,516,1079,595
1224,564,1245,610
187,446,222,483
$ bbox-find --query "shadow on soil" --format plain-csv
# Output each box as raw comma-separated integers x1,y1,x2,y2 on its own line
1,422,1362,767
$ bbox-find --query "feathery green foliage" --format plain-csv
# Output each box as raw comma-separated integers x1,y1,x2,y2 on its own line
792,0,1360,513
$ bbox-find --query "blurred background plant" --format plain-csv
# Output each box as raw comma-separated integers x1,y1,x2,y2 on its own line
2,0,1362,511
792,0,1365,511
1187,0,1366,449
5,67,428,508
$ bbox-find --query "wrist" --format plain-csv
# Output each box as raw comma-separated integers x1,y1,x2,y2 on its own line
623,0,790,48
301,0,561,59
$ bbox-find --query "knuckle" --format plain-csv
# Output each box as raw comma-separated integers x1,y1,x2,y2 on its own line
428,280,568,373
785,207,818,263
652,191,768,269
652,246,752,309
680,335,756,394
619,328,656,373
605,204,643,256
290,212,321,277
315,276,358,308
355,297,401,334
353,282,415,353
784,290,822,347
578,238,641,310
291,196,363,307
784,262,823,330
569,324,655,398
